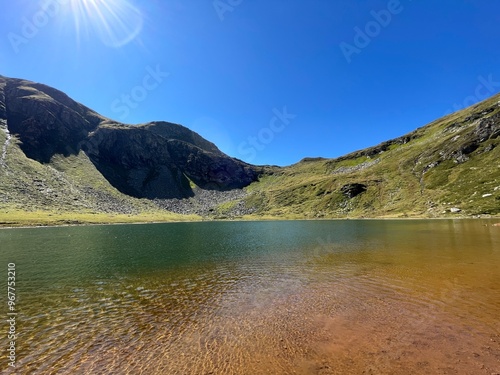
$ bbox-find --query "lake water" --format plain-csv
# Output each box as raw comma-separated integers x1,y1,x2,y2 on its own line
1,220,499,374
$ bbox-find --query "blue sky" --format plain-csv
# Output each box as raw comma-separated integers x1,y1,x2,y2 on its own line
1,0,500,166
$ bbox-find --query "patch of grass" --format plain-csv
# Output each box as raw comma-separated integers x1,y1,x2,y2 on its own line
0,207,200,227
216,200,238,214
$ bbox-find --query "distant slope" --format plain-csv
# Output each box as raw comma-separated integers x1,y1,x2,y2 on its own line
244,93,500,218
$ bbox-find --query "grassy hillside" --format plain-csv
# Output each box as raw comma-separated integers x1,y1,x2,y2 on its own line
242,94,500,219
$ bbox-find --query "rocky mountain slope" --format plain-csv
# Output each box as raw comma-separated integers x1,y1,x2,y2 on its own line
0,75,263,225
0,74,499,225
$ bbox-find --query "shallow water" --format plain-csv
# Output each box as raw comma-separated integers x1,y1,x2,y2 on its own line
1,220,499,374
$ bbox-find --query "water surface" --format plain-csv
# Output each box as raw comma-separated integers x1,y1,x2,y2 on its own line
1,220,499,374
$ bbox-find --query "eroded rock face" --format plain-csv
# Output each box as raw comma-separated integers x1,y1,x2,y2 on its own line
83,125,258,199
441,112,500,164
475,113,500,141
0,75,260,199
166,139,258,190
82,126,190,199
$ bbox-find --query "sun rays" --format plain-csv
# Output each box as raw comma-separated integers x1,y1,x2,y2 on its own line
66,0,143,48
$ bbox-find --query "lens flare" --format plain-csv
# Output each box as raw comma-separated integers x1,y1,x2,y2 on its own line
68,0,143,48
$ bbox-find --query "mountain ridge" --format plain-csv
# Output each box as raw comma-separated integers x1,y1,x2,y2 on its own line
0,74,499,225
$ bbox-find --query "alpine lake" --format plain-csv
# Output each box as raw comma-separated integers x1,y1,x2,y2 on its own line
1,219,499,374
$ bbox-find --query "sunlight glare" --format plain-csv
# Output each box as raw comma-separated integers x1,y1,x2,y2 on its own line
68,0,143,48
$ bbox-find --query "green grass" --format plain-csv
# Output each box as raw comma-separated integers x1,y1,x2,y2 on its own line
0,208,201,227
216,200,238,214
242,93,500,219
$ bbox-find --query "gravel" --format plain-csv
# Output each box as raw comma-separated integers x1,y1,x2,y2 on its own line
154,188,255,218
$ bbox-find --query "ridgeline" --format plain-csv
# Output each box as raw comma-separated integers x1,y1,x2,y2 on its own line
0,75,499,226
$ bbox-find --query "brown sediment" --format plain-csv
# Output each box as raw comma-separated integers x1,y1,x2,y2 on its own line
28,280,499,375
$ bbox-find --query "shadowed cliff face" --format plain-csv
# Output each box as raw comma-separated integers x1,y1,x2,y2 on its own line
0,75,259,199
83,125,258,199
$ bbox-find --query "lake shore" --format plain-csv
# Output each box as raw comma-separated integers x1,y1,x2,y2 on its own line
1,209,499,229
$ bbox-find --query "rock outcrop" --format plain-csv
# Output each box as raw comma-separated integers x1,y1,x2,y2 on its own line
340,183,367,198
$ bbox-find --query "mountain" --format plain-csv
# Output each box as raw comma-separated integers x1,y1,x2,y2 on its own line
0,75,259,200
0,74,499,225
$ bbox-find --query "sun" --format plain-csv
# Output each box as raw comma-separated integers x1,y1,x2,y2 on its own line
67,0,143,48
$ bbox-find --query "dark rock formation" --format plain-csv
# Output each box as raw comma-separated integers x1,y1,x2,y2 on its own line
335,133,422,162
475,112,500,141
83,124,258,199
340,183,367,198
141,121,222,155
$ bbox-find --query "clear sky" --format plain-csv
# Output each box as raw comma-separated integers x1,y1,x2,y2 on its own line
1,0,500,166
